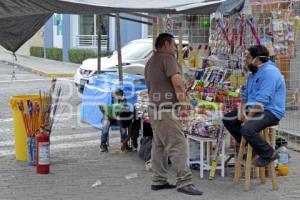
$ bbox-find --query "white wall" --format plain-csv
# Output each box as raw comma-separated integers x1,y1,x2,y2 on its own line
53,14,63,48
141,21,149,39
109,16,116,51
70,15,79,48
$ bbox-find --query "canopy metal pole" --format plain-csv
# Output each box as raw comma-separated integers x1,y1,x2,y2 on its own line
97,14,102,73
158,15,164,33
152,16,158,50
116,13,123,83
178,22,183,68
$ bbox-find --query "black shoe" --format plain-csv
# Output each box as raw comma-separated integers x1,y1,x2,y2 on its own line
151,183,176,191
100,143,108,152
125,144,132,152
177,184,203,195
254,152,279,167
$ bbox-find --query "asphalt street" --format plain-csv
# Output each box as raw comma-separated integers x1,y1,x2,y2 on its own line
0,62,100,158
1,62,300,200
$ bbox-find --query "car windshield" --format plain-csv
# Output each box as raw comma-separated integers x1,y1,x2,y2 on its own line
109,41,152,60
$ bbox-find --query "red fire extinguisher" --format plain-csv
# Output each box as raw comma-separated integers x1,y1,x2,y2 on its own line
36,128,50,174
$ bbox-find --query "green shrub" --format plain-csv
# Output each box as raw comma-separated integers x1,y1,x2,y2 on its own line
68,49,96,64
46,48,62,61
68,49,112,64
31,46,112,63
30,46,44,58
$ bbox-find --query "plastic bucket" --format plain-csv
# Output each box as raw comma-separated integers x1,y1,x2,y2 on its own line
9,95,44,161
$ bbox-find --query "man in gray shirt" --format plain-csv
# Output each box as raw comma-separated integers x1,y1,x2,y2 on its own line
145,33,203,195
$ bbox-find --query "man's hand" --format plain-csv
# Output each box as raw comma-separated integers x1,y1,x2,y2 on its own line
238,113,246,123
179,109,189,118
238,100,247,123
179,106,190,122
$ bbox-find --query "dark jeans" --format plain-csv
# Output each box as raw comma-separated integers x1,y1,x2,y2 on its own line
101,119,127,144
222,110,279,159
131,119,141,148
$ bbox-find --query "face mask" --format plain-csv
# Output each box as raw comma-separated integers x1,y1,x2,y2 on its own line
247,57,258,74
247,63,258,74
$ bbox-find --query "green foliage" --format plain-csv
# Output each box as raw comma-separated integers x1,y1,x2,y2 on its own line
68,49,96,64
68,49,112,64
30,46,112,63
30,46,62,61
30,46,44,58
45,47,62,61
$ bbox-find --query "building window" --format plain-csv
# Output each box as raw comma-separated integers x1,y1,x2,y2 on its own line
100,16,108,35
79,15,95,35
77,15,109,49
79,15,109,35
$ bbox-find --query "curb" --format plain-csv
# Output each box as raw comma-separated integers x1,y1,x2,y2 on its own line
31,67,75,78
1,60,75,78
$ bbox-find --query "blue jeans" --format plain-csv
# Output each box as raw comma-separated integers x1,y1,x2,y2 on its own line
101,119,127,144
223,110,279,159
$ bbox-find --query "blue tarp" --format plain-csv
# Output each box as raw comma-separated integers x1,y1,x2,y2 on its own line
80,72,147,129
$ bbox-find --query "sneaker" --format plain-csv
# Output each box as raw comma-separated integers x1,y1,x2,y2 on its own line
100,143,108,152
254,152,279,167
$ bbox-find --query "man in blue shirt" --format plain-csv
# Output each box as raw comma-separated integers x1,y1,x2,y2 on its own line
223,45,286,167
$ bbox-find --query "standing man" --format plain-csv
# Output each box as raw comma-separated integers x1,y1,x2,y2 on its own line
223,45,286,167
145,33,203,195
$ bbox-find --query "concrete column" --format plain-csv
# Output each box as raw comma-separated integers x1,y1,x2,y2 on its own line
44,16,53,48
62,14,70,62
109,16,116,51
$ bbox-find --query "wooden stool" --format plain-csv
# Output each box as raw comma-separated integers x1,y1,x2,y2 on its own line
233,126,278,191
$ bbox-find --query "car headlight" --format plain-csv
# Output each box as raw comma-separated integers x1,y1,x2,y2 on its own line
84,70,91,76
79,69,85,74
79,69,94,76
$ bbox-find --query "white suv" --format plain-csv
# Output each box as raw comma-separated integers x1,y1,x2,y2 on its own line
74,39,153,92
74,38,188,92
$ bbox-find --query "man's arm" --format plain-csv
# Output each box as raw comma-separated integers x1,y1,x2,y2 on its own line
240,96,264,122
171,73,190,117
246,104,263,120
171,73,186,104
239,99,247,122
247,71,276,120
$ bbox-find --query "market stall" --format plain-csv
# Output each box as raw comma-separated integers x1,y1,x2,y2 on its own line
135,0,295,178
251,0,298,80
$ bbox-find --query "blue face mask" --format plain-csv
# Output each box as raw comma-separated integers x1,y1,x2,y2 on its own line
247,63,258,74
247,57,258,74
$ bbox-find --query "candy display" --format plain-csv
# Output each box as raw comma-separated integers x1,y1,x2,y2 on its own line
134,90,149,120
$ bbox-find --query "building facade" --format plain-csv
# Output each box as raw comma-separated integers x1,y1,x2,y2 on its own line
44,14,149,62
